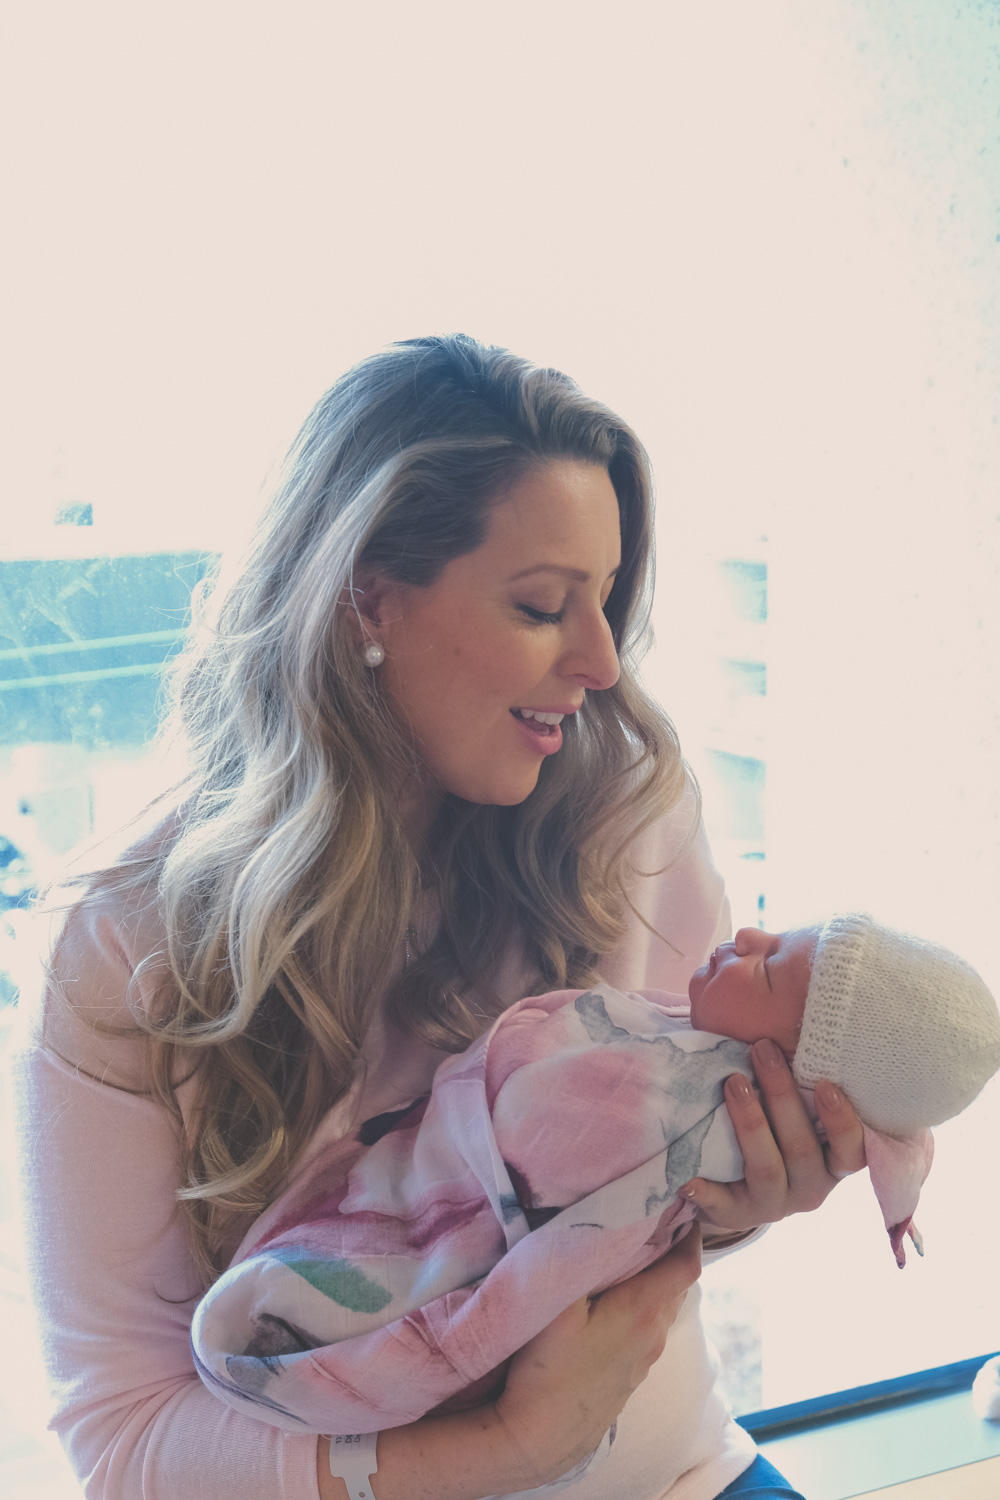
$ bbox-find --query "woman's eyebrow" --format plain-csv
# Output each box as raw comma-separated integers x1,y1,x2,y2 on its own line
507,563,620,583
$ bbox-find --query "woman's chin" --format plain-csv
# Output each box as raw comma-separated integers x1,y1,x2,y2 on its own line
456,769,543,807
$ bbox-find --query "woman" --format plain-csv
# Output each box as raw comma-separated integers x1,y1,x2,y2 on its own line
12,335,864,1500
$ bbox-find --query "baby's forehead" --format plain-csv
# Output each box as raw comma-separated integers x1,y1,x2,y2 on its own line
788,924,822,952
783,926,822,987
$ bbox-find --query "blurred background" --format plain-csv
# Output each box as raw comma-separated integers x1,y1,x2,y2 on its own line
2,2,998,1493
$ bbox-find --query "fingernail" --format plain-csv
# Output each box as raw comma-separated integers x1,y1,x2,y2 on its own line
817,1080,844,1109
753,1039,783,1069
681,1182,699,1199
727,1074,754,1102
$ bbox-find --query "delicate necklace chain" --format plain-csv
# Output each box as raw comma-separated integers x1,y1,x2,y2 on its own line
404,926,419,969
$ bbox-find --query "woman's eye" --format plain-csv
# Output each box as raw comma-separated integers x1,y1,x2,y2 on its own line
518,604,564,625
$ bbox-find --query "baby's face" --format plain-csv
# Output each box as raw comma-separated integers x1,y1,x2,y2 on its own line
688,926,819,1058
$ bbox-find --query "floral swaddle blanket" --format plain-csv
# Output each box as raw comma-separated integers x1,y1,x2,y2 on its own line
191,984,756,1433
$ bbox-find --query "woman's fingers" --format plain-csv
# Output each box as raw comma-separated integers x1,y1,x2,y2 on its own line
815,1078,867,1179
496,1227,703,1487
606,1220,703,1311
682,1069,786,1230
587,1225,701,1378
752,1045,867,1192
588,1224,701,1373
682,1045,867,1232
749,1041,828,1209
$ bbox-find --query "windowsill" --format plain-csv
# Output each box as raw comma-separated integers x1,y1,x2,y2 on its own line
742,1359,1000,1500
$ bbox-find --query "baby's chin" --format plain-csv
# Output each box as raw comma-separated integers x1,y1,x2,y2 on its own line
687,964,709,1021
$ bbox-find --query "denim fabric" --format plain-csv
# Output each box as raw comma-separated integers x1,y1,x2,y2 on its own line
716,1452,807,1497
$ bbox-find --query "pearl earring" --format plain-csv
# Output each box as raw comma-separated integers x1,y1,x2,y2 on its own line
362,641,385,667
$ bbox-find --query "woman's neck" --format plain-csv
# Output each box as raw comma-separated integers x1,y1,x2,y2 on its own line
398,782,445,862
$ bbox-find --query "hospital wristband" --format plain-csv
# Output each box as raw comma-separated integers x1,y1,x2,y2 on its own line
328,1431,379,1499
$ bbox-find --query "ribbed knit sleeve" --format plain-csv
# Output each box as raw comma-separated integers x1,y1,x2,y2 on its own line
10,905,323,1500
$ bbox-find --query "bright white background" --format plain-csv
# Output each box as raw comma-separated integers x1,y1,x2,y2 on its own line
3,0,999,1487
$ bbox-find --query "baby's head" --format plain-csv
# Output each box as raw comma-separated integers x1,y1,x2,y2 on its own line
689,925,816,1058
690,914,1000,1134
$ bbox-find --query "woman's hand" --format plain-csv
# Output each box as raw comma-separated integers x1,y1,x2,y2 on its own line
492,1224,703,1489
681,1039,867,1235
319,1228,702,1500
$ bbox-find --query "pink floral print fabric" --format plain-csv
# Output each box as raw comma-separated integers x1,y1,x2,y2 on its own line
191,985,754,1434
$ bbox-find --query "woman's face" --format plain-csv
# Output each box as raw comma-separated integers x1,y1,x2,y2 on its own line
371,460,623,813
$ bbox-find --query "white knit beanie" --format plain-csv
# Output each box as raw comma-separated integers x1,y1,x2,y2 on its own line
792,914,1000,1135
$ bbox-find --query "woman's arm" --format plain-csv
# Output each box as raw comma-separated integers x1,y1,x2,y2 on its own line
314,1228,703,1500
14,898,703,1500
11,1033,327,1500
14,1029,701,1500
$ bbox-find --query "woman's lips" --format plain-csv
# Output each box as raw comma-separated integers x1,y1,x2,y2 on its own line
511,710,563,755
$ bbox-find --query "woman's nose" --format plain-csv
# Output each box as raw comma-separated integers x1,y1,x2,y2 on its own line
561,609,620,691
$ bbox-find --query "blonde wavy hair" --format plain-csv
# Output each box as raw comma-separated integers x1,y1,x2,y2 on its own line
80,334,693,1282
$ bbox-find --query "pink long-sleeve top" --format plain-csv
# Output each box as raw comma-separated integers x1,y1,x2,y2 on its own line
10,786,758,1500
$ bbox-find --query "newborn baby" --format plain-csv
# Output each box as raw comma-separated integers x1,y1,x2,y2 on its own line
192,913,1000,1436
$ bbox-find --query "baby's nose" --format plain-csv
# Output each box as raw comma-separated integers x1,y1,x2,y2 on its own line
733,927,777,955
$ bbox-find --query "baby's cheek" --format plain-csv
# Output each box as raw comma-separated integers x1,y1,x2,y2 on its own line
492,1048,668,1207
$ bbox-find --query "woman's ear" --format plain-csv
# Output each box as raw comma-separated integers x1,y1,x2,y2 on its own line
341,568,400,651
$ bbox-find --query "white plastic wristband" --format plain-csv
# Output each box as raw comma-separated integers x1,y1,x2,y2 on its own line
328,1432,379,1500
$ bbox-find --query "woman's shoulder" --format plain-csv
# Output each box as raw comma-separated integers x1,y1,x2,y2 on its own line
622,773,704,870
15,818,178,1086
603,777,731,994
